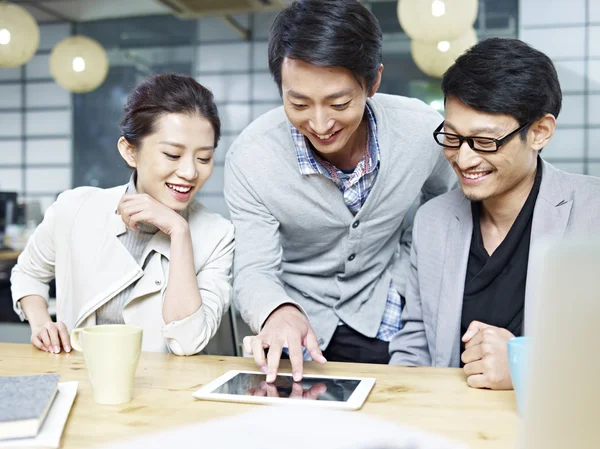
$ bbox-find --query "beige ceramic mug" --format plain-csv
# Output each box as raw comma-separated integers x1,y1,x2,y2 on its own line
70,324,143,405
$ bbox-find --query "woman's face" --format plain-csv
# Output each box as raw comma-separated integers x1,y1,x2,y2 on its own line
119,112,215,211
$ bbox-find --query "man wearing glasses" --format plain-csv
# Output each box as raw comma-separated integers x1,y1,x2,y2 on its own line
389,38,600,390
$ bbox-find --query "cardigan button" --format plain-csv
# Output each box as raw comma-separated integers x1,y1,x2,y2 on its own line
155,280,161,286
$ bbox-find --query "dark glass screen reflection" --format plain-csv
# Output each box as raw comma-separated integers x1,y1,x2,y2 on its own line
213,373,360,402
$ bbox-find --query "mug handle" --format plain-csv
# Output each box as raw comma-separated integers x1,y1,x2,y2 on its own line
70,328,84,352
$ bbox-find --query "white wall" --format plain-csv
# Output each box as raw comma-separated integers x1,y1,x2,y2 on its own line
520,0,600,176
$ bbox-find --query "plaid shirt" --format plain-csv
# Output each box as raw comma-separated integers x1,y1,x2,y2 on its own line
290,105,403,342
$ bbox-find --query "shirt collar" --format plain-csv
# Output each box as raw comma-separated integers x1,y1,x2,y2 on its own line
123,172,160,235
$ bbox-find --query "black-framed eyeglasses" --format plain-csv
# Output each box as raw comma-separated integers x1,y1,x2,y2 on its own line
433,121,532,153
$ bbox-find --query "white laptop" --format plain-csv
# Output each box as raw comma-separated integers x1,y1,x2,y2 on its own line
520,237,600,449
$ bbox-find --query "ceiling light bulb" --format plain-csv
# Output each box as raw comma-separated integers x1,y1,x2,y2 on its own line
0,29,11,45
437,41,451,52
431,0,446,17
72,56,86,72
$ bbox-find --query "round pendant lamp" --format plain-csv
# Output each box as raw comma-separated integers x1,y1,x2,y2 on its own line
411,28,477,79
0,2,40,68
398,0,478,43
49,35,109,93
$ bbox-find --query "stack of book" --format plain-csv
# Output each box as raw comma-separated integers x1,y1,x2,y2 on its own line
0,374,77,448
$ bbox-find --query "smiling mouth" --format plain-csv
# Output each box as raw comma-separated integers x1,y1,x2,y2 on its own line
166,183,193,193
313,130,339,140
459,167,494,179
462,172,490,179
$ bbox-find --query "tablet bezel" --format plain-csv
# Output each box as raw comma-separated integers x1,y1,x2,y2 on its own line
192,370,376,410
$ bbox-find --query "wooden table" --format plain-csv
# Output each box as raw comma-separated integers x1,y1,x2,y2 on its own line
0,343,517,449
0,250,21,261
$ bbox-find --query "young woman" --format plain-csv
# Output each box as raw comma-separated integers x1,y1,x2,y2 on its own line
11,73,234,356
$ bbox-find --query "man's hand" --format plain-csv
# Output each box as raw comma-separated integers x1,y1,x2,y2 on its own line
243,304,327,383
461,320,514,390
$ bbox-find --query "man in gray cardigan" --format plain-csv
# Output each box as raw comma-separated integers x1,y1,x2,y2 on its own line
389,38,600,390
224,0,456,382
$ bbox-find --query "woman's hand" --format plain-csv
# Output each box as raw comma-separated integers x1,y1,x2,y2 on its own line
117,193,188,236
19,296,70,354
31,321,71,353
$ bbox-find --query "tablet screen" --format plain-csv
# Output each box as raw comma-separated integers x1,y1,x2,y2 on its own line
212,373,361,402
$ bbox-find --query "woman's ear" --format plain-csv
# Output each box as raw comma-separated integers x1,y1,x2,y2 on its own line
117,137,137,168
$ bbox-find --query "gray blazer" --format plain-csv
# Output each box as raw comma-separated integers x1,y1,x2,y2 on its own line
389,160,600,367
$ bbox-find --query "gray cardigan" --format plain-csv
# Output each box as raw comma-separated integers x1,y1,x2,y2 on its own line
224,94,456,349
389,160,600,367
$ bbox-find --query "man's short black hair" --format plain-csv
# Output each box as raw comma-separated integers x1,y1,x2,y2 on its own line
442,38,562,139
268,0,383,95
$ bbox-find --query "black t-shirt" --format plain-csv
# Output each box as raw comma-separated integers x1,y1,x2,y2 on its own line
460,159,543,359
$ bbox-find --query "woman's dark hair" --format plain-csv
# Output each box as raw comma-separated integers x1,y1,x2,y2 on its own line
268,0,382,94
442,38,562,140
121,73,221,149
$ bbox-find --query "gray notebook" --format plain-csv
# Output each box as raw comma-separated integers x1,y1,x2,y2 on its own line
0,374,60,441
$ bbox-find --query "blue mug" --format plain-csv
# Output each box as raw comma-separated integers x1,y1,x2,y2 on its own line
507,336,531,415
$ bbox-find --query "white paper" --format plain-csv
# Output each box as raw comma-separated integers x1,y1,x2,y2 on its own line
100,405,467,449
0,382,78,449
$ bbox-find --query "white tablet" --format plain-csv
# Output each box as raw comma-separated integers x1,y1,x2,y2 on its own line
192,370,376,411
